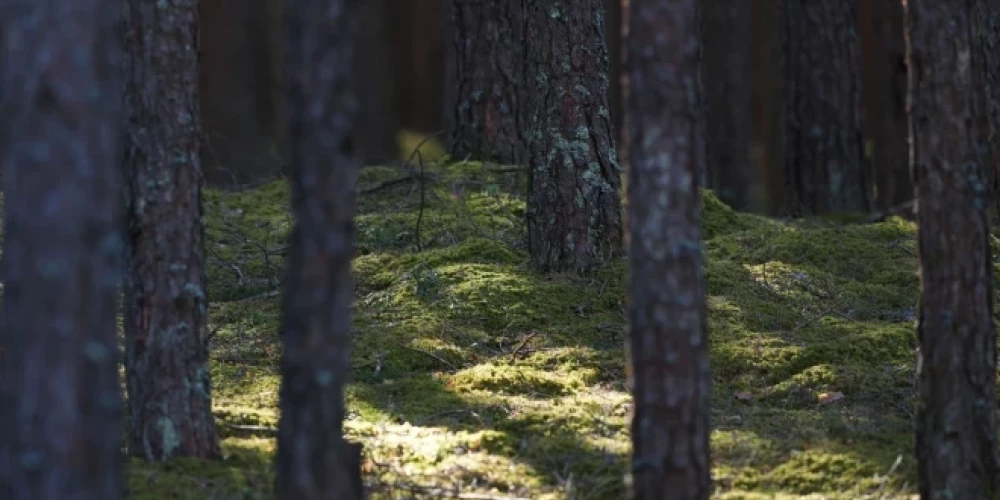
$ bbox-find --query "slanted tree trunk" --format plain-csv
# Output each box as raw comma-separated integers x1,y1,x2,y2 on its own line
780,0,870,216
123,0,222,461
445,0,521,164
0,0,125,496
353,0,399,165
703,0,753,209
860,0,911,210
275,0,361,497
522,0,623,273
908,0,999,497
626,0,711,498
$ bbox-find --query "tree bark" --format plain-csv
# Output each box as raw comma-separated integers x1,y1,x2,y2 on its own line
626,0,711,498
123,0,222,461
703,0,753,210
780,0,870,216
975,0,1000,220
751,0,784,215
275,0,360,497
605,0,624,148
390,0,446,135
353,0,399,165
0,0,125,497
521,0,623,273
907,0,1000,497
860,0,911,210
445,0,521,164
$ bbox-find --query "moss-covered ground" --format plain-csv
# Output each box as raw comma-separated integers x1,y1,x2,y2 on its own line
129,155,942,499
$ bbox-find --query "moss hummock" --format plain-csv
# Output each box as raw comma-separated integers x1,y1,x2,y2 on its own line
128,159,928,498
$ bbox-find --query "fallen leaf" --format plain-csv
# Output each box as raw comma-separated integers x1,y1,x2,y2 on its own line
818,391,845,404
733,391,754,402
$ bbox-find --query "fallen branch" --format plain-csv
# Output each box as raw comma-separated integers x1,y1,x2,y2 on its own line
865,199,916,223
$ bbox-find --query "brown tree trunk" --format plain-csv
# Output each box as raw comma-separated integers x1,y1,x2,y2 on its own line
199,0,284,186
907,0,1000,497
780,0,870,216
521,0,623,273
275,0,360,497
752,0,784,214
860,0,911,210
0,0,125,497
626,0,710,497
703,0,753,210
353,0,399,165
445,0,521,164
123,0,222,461
390,0,446,135
605,0,624,148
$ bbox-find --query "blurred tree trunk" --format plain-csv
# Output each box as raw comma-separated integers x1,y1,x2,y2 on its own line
703,0,753,210
0,0,125,497
391,0,446,136
626,0,710,497
445,0,521,164
780,0,870,216
605,0,624,148
860,0,910,210
908,0,999,497
353,0,399,165
522,0,623,273
123,0,222,461
751,0,784,215
199,0,283,186
275,0,361,497
976,1,1000,220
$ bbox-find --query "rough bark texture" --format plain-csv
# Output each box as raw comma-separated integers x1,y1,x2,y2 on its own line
703,0,753,210
353,0,399,165
0,0,125,497
907,1,1000,497
780,0,870,216
445,0,521,164
275,0,360,497
199,0,284,186
626,0,710,498
521,0,623,273
123,0,222,461
860,0,911,210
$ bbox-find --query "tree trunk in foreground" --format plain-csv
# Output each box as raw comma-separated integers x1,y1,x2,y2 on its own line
0,0,125,497
123,0,222,461
522,0,623,273
626,0,711,498
703,0,753,209
908,0,999,497
275,0,361,497
780,0,870,215
445,0,521,164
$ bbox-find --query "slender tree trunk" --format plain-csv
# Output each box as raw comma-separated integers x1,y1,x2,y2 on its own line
780,0,870,216
626,0,710,498
390,0,446,135
353,0,399,165
752,0,784,214
123,0,222,461
0,0,125,497
521,0,623,273
445,0,521,164
703,0,753,209
907,0,999,497
605,0,624,148
275,0,361,497
860,0,911,210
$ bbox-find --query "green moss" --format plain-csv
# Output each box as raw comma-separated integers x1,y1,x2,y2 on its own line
121,167,926,498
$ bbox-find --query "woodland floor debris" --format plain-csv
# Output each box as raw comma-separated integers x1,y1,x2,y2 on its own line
124,158,980,499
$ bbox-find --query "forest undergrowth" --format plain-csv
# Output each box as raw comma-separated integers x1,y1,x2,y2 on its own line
126,155,972,499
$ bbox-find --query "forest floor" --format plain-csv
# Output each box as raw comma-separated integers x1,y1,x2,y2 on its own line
128,152,952,499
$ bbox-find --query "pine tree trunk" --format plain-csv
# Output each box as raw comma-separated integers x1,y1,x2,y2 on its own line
445,0,521,164
704,0,753,210
0,0,125,496
626,0,710,497
123,0,222,461
780,0,870,216
390,0,446,135
275,0,360,497
976,0,1000,220
522,0,623,273
353,0,399,165
908,0,1000,497
605,0,624,148
860,0,911,210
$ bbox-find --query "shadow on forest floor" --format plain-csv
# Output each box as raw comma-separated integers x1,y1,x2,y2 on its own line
126,143,982,498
